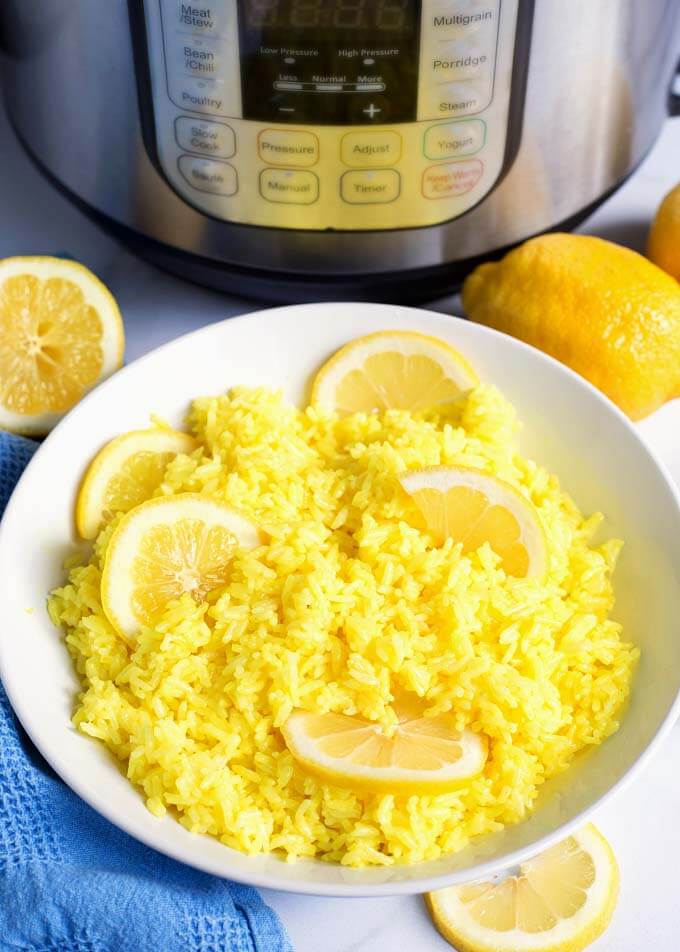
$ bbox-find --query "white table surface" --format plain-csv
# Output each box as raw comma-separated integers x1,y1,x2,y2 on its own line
2,97,680,951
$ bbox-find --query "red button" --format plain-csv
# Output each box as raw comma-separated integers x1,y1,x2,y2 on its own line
422,159,483,199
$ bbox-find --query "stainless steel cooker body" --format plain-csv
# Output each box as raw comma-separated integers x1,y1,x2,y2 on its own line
1,0,679,301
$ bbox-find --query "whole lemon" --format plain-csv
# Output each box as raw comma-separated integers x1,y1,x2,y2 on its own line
648,181,680,282
462,233,680,420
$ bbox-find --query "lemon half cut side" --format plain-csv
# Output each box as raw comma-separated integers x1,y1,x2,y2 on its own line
0,256,124,435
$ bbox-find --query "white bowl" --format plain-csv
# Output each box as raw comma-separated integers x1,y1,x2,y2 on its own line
1,303,680,897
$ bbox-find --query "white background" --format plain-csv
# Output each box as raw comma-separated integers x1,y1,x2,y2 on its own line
1,97,680,950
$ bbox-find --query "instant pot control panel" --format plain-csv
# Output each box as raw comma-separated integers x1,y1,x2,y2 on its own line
140,0,528,231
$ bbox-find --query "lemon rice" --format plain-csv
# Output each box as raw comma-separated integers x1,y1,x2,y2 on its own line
48,383,637,866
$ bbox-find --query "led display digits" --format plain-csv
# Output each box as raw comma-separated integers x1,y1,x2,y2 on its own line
246,0,410,30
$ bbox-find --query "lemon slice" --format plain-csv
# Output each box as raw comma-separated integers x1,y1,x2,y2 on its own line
101,493,262,639
426,824,619,952
310,330,479,414
281,701,487,793
0,256,124,435
399,466,547,578
76,428,197,540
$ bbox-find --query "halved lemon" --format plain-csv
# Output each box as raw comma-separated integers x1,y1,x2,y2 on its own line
281,700,487,793
0,257,124,435
426,824,619,952
101,493,262,639
310,330,479,414
76,428,197,540
399,466,547,578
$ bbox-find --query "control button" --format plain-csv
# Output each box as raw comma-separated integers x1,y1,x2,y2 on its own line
424,81,490,119
168,76,227,115
274,99,299,118
426,2,499,39
429,43,492,83
260,168,319,204
161,0,229,36
178,155,237,195
340,131,402,168
349,95,391,123
341,170,401,204
257,129,319,168
171,36,222,79
422,159,483,199
175,117,235,158
423,119,485,160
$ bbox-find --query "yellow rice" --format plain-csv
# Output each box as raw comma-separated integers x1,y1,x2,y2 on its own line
48,383,638,867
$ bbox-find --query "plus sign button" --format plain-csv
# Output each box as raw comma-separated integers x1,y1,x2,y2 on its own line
349,95,390,123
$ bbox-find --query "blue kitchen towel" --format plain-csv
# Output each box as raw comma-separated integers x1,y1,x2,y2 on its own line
0,431,293,952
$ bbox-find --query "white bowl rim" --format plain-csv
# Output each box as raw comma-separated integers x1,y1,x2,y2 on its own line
1,301,680,897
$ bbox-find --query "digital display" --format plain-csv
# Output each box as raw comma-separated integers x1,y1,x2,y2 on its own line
246,0,411,30
238,0,421,125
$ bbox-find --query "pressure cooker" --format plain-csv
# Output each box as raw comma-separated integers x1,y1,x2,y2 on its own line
1,0,679,301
